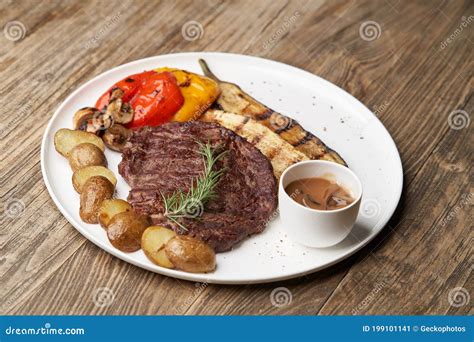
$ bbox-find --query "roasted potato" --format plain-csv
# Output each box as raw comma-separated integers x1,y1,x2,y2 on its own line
165,235,216,273
79,176,114,224
72,165,117,193
68,143,107,172
107,212,150,252
54,128,105,157
141,226,177,268
102,124,132,152
98,199,132,229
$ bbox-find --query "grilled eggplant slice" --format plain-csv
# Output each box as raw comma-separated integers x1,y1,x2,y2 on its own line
199,59,346,165
201,110,308,179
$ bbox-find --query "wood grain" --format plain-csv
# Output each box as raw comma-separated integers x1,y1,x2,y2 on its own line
0,0,472,315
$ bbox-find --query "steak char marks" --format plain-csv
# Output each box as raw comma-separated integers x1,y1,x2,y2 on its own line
119,121,277,252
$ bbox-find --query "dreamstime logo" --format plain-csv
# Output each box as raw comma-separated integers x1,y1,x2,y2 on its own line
180,100,214,127
373,100,390,116
183,198,204,218
361,198,381,219
352,280,387,314
0,102,31,137
270,114,292,131
92,287,115,308
179,121,193,132
181,21,204,41
84,12,122,49
440,192,472,227
19,103,32,118
439,16,474,51
447,110,470,130
448,287,470,308
4,21,27,42
270,287,292,307
262,11,300,50
32,72,54,86
175,282,208,314
4,198,25,218
1,278,34,311
359,21,381,41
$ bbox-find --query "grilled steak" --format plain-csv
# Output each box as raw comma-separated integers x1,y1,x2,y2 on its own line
119,121,277,252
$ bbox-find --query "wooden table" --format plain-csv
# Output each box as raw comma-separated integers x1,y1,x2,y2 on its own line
1,0,472,315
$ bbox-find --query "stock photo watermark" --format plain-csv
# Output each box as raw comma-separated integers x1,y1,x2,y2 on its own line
270,287,292,307
92,287,115,308
270,114,293,131
448,287,470,308
359,21,381,41
1,279,34,312
360,198,382,219
3,20,27,42
3,198,26,219
439,16,474,51
84,11,122,49
175,282,208,314
440,192,472,227
4,323,85,336
447,110,470,130
352,280,387,314
181,21,204,41
262,11,300,50
373,100,390,116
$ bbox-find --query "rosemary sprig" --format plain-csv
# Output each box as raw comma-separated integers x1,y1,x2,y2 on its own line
162,141,228,231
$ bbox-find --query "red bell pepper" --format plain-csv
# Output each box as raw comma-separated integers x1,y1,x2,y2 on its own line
95,70,184,129
128,71,184,128
95,70,158,111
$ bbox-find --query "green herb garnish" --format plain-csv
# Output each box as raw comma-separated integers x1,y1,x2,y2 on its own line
162,141,228,231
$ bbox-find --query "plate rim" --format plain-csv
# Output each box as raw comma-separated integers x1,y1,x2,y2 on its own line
40,52,403,284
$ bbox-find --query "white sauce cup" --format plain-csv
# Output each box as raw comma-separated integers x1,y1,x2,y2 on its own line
279,160,362,248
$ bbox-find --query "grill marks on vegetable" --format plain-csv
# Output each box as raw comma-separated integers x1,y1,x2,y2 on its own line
199,58,347,166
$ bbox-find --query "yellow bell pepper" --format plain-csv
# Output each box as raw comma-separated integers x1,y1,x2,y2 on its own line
155,67,220,122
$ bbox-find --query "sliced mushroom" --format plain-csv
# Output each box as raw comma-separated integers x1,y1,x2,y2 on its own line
93,112,114,132
73,107,100,133
109,87,124,102
73,107,113,134
105,88,123,117
117,102,134,124
105,88,134,125
102,124,132,152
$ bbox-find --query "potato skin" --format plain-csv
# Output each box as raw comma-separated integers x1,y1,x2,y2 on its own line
165,235,216,273
79,176,114,224
141,226,176,268
107,212,150,252
98,199,132,229
72,166,117,193
54,128,105,157
68,143,107,172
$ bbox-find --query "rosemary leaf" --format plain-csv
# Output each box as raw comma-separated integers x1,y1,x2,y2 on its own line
162,141,228,231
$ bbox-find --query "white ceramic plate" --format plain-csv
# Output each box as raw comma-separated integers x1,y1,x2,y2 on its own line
41,52,403,284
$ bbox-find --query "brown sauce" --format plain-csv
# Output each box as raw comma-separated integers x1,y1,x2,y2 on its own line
285,177,354,210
